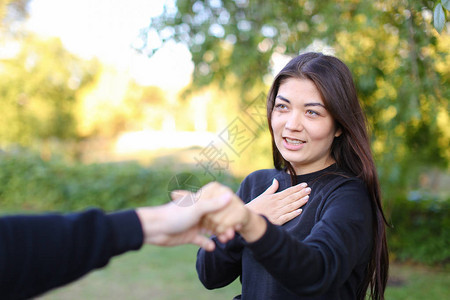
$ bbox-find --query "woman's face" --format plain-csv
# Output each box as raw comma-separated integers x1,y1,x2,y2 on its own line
271,77,341,175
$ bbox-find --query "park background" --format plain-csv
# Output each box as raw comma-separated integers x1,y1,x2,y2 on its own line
0,0,449,299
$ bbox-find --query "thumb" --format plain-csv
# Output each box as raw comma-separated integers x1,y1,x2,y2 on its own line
170,189,192,201
195,193,232,216
170,190,196,207
262,178,279,195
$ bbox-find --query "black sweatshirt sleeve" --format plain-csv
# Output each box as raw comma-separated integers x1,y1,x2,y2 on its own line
246,181,373,296
195,177,254,289
0,209,143,300
196,235,245,289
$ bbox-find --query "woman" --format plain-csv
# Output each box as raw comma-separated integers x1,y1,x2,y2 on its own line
196,52,389,299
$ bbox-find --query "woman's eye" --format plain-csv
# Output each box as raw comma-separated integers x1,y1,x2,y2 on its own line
275,103,287,110
306,109,319,116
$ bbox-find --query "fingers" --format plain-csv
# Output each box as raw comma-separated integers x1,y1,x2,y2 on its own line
200,214,216,234
195,192,232,216
201,200,249,236
216,228,235,243
279,182,308,197
270,185,310,225
197,182,235,203
192,234,216,251
280,185,311,205
276,208,303,225
208,211,238,235
170,190,199,207
201,209,232,235
288,195,309,211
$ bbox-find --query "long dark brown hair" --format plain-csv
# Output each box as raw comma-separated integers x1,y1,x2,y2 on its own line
266,52,388,300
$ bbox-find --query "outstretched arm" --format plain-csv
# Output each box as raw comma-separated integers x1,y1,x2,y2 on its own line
136,192,231,251
0,209,143,299
0,190,232,299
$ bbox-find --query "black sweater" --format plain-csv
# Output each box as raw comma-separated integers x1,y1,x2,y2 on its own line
0,209,143,300
196,165,373,299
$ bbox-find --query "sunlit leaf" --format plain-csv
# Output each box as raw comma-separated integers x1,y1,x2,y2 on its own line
434,3,445,33
442,0,450,11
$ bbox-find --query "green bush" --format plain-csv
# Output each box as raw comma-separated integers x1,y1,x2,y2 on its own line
0,149,241,213
387,194,450,266
1,149,448,266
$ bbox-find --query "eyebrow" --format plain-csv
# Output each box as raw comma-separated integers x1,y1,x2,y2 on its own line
276,95,326,108
276,95,291,103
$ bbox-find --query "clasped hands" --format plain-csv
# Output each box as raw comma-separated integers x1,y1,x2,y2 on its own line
169,179,310,249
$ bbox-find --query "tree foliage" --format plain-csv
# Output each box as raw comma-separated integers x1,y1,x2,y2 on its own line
0,0,29,30
0,1,101,147
0,34,99,146
433,0,450,33
141,0,450,199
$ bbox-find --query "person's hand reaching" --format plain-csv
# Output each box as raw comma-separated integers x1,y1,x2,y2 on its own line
136,191,231,251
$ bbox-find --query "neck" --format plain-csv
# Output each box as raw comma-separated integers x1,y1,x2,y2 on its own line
289,159,336,176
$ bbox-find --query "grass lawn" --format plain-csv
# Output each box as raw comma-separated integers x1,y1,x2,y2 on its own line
38,245,449,300
38,245,241,300
386,262,449,299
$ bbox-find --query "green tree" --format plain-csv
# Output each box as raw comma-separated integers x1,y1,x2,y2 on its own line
0,34,98,146
141,0,449,200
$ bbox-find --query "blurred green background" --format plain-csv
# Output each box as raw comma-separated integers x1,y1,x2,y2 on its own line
1,0,449,299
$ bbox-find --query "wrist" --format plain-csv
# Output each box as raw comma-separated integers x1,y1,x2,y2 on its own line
237,210,267,243
136,207,163,243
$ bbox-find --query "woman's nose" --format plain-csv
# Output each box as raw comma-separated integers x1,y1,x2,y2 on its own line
284,114,303,131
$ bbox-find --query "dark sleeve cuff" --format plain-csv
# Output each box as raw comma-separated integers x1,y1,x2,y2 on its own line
107,210,144,256
246,216,285,260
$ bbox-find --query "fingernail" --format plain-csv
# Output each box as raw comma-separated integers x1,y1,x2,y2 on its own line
303,195,309,201
305,187,311,193
272,178,277,184
300,182,307,188
297,209,303,213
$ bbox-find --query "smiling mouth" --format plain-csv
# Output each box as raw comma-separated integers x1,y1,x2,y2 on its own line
284,137,305,145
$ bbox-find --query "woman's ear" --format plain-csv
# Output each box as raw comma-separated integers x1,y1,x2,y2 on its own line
335,127,342,137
